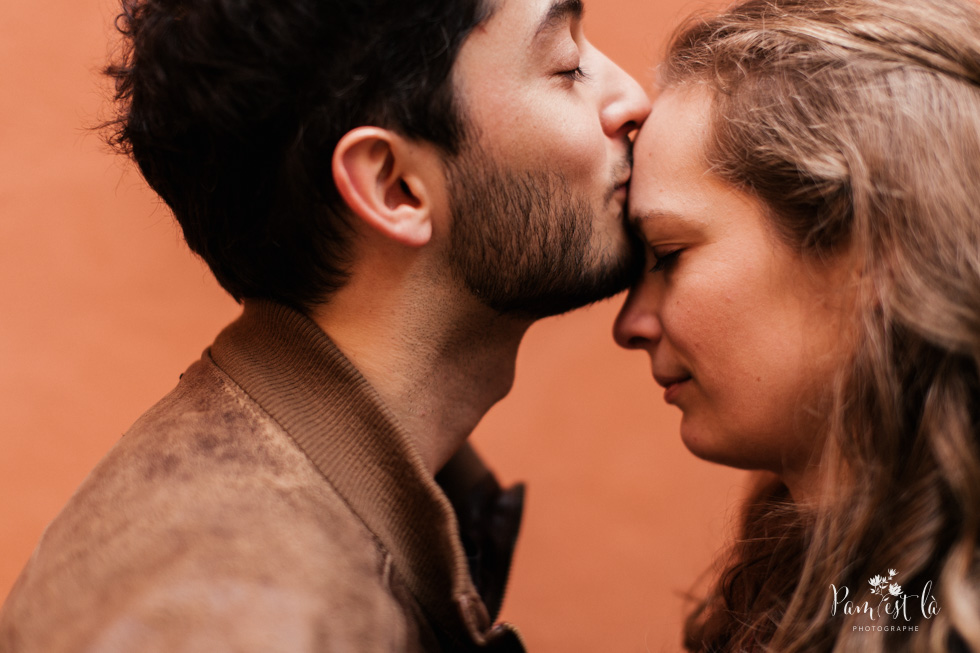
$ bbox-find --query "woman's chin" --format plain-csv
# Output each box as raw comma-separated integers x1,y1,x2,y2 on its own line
678,420,727,464
679,420,772,472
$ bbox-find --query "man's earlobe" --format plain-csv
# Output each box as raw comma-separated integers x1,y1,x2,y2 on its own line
332,127,433,248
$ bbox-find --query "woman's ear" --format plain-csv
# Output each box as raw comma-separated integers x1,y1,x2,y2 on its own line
332,127,434,248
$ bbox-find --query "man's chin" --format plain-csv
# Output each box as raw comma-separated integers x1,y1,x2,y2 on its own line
485,247,643,320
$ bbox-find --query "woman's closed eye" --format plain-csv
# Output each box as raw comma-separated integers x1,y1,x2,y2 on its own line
650,248,682,274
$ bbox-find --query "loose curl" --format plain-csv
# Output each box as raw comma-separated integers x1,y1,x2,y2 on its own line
104,0,491,311
664,0,980,650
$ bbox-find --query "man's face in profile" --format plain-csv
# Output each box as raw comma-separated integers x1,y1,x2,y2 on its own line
445,0,652,318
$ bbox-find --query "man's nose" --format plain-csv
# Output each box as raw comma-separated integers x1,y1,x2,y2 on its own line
597,53,652,140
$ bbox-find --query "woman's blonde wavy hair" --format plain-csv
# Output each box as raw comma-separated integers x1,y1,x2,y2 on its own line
662,0,980,651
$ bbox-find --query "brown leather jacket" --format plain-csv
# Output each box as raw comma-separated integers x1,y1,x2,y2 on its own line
0,300,525,652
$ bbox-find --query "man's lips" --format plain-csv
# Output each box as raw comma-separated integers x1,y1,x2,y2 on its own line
611,177,630,201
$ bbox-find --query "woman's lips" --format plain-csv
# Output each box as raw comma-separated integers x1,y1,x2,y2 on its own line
654,373,692,404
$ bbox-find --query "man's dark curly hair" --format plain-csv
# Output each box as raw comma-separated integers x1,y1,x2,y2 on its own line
105,0,492,312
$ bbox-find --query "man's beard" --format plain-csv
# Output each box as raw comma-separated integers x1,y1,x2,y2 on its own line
445,143,642,319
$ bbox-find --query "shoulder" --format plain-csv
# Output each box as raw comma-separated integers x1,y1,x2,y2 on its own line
0,357,411,652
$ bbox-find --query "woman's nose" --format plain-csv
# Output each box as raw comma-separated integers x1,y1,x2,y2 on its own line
613,284,662,350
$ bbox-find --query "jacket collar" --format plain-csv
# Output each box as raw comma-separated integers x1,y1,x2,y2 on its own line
209,299,497,646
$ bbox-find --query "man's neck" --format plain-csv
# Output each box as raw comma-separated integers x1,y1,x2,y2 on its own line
311,274,530,474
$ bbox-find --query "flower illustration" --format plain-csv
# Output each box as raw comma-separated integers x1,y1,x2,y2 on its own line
888,569,898,577
889,584,902,596
868,573,897,596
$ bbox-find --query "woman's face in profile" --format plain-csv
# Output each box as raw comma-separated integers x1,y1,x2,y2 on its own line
614,86,854,493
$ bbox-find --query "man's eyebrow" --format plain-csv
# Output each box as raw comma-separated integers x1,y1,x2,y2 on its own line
534,0,584,39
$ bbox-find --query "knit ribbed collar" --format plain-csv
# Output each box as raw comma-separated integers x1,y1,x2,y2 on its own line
209,299,492,647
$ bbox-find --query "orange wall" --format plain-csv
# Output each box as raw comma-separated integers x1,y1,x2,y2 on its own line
0,0,744,650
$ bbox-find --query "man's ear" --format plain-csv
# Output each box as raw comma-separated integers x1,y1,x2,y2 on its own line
332,127,434,248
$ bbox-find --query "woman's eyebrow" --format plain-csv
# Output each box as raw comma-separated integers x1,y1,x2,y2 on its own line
630,208,693,234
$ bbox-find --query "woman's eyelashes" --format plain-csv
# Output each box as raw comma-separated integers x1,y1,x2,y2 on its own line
649,248,682,274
